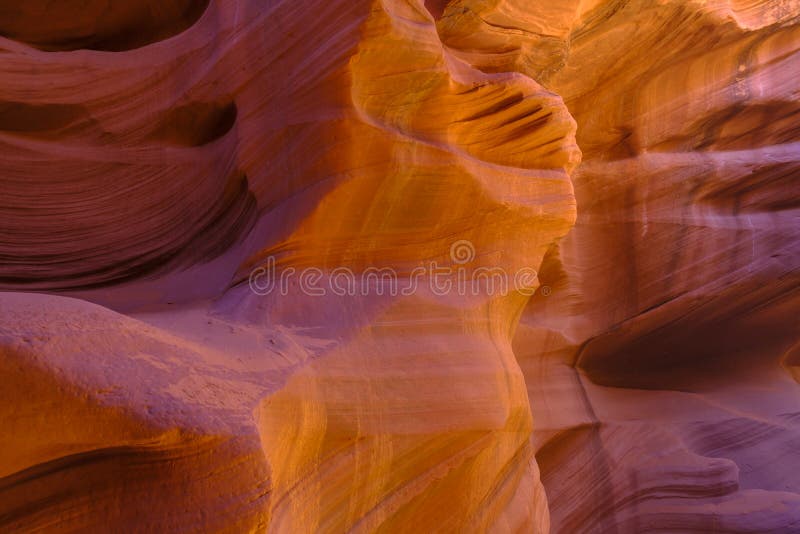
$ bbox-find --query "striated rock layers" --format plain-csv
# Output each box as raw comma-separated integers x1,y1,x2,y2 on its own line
0,0,798,532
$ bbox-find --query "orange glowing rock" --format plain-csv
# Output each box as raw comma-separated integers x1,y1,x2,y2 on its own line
0,0,798,532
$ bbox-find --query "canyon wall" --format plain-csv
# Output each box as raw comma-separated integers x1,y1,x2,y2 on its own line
0,0,798,532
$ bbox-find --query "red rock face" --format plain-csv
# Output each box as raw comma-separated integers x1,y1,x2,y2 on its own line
0,0,798,532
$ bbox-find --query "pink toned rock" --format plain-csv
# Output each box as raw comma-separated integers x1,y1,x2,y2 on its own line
0,0,798,532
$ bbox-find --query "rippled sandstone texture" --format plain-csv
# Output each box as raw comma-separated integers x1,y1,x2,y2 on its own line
0,0,798,532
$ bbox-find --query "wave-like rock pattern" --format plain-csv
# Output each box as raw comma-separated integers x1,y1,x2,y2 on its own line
0,0,210,51
505,0,800,531
0,0,798,532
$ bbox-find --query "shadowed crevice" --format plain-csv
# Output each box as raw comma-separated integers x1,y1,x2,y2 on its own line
154,100,238,147
0,0,210,52
0,172,257,290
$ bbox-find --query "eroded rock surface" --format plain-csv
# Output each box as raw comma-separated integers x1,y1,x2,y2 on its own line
0,0,798,532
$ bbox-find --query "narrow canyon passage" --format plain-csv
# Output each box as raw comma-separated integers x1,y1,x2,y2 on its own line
0,0,799,532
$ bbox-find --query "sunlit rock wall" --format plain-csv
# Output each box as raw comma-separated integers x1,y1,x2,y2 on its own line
0,0,798,532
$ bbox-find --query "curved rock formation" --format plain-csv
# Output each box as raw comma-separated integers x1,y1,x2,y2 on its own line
0,0,798,532
0,0,210,51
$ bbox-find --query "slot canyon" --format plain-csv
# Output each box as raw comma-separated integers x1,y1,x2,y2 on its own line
0,0,799,532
